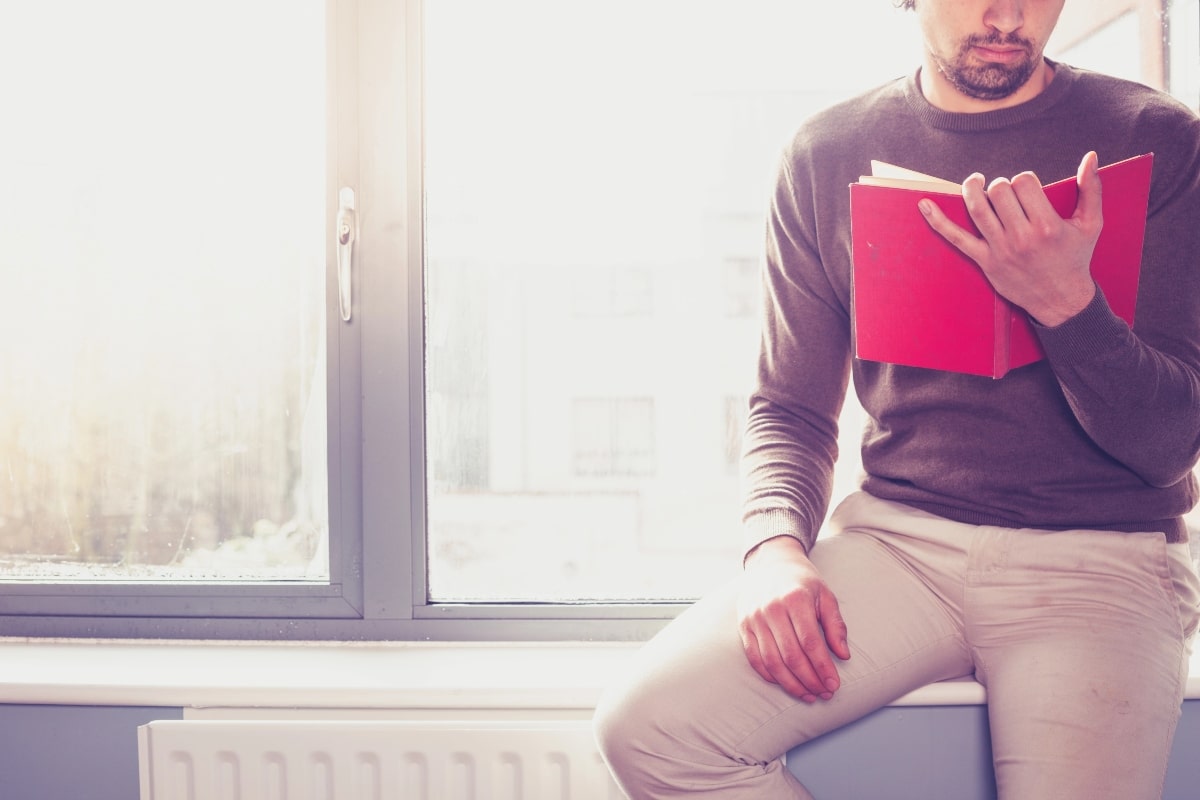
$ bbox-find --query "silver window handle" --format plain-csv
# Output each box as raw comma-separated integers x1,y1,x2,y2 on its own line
336,187,357,322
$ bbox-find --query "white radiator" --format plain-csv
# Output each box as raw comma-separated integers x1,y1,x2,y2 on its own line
137,719,624,800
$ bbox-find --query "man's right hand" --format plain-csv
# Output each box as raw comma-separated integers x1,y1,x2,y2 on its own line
737,535,850,702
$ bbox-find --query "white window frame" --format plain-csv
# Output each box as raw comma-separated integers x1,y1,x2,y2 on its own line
0,1,1194,641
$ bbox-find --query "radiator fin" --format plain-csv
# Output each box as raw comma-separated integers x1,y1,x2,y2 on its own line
264,753,287,800
139,719,623,800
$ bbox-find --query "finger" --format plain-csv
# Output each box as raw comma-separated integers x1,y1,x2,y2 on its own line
758,622,822,701
790,594,846,695
918,197,987,264
741,614,819,700
983,175,1031,228
738,625,779,687
975,175,1038,249
772,613,838,699
1073,150,1103,232
1008,170,1075,237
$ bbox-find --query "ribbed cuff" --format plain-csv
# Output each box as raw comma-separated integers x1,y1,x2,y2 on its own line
1033,285,1133,365
742,508,809,564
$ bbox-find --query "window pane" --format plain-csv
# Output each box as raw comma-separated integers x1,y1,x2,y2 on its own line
0,1,328,581
1052,11,1144,83
1170,0,1200,109
423,2,916,602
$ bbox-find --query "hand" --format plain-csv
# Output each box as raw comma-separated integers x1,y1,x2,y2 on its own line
737,536,850,702
918,151,1104,327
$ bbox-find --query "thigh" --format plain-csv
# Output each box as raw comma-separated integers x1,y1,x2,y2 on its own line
598,525,974,769
977,531,1200,800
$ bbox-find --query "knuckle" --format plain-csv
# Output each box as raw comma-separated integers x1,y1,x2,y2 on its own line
796,632,825,655
964,194,991,216
776,637,812,667
774,588,813,610
763,597,790,615
757,641,785,669
1012,171,1039,191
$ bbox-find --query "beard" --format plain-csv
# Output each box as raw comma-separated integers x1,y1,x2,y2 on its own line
933,31,1040,100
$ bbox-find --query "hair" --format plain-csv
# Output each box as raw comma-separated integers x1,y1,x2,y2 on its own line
894,0,916,9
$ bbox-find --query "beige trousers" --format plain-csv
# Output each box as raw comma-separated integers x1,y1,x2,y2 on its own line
594,492,1200,799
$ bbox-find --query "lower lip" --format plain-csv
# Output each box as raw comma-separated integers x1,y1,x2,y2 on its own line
973,46,1026,64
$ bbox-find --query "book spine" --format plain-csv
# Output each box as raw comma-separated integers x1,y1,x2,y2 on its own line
992,294,1012,379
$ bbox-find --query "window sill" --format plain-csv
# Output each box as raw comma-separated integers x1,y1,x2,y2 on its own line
0,638,1197,710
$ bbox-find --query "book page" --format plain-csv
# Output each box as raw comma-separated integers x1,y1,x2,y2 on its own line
858,160,961,193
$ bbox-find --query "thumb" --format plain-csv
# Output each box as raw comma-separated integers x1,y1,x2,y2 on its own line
1073,150,1103,231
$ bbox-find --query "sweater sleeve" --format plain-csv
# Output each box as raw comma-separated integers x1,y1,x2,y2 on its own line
1036,116,1200,488
741,150,852,558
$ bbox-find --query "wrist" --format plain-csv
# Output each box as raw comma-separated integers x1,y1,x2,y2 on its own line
1031,281,1097,328
744,534,808,567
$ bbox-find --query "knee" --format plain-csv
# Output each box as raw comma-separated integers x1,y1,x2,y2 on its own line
592,677,651,786
593,669,694,794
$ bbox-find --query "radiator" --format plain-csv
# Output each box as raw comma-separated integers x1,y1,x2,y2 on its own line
138,719,624,800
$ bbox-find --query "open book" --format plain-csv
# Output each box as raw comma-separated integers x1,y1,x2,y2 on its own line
850,153,1153,378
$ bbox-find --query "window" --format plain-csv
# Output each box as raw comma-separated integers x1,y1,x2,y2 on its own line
1,1,1196,639
1170,0,1200,108
571,398,656,478
571,267,655,318
723,257,762,319
0,3,328,585
0,0,378,637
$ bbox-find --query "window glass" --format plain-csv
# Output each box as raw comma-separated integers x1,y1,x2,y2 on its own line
1170,0,1200,109
0,1,328,581
423,2,919,602
1051,11,1143,82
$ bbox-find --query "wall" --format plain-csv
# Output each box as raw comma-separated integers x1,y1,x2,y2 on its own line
0,704,181,800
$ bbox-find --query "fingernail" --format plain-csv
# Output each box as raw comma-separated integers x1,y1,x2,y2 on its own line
918,199,933,215
820,692,834,701
802,694,817,704
825,679,839,692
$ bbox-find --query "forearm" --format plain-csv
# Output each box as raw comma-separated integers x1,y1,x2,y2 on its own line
1038,289,1200,487
741,395,842,557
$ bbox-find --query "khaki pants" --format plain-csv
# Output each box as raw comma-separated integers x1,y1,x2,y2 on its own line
594,492,1200,799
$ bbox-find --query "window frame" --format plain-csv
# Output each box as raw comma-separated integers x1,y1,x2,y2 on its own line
0,0,685,642
0,0,1194,642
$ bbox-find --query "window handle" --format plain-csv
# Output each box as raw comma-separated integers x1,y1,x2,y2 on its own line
336,187,357,322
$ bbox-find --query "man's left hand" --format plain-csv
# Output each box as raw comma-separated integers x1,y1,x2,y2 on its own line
918,150,1104,327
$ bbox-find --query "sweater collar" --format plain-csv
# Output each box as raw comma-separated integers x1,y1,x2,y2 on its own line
903,59,1077,132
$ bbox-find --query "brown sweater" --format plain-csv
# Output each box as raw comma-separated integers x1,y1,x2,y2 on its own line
743,62,1200,556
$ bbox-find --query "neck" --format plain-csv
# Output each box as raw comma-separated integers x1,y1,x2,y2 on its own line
919,57,1055,113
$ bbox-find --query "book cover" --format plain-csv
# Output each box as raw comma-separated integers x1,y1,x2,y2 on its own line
850,152,1153,378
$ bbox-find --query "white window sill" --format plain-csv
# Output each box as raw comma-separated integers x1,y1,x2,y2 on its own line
0,638,1196,711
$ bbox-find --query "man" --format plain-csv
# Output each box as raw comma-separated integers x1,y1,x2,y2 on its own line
593,1,1200,798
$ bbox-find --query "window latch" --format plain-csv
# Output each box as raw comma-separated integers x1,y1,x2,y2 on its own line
336,187,357,322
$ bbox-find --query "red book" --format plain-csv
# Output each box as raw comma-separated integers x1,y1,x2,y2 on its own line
850,153,1153,378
